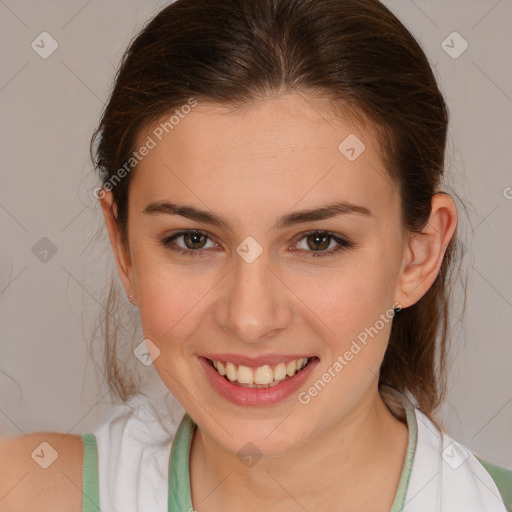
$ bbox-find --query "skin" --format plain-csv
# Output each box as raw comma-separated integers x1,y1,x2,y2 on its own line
100,92,457,511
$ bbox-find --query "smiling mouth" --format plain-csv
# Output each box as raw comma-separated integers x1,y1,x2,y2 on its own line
206,357,316,388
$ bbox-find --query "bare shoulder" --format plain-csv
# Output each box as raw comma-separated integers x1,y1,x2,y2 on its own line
0,431,84,511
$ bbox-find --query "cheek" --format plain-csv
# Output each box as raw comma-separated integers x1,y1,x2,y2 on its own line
287,251,400,396
132,249,213,349
133,262,211,400
292,250,396,340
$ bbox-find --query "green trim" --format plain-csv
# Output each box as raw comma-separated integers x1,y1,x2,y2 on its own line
389,396,418,512
168,414,196,512
81,433,100,512
476,456,512,512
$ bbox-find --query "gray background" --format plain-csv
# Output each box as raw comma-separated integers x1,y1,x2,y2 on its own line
1,0,511,468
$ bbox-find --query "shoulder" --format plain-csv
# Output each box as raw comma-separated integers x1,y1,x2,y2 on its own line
0,431,84,511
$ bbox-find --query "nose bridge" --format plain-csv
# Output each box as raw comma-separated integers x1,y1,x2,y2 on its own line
218,247,291,342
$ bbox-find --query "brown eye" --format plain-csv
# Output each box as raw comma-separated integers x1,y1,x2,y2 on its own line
295,231,353,258
182,231,208,250
161,230,218,257
305,233,331,251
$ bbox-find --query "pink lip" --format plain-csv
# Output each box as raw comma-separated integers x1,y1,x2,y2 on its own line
200,353,314,367
198,355,319,406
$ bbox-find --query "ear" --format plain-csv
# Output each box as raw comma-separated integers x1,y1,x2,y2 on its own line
99,189,137,304
394,192,458,309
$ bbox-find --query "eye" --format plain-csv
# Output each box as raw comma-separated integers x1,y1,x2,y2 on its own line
160,230,353,258
293,230,353,257
161,230,219,257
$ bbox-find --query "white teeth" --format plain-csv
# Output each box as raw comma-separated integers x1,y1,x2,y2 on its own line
274,362,287,381
236,365,253,384
286,360,297,377
253,365,274,385
225,361,237,381
210,357,311,387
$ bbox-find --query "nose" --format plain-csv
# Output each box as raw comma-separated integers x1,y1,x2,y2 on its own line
216,249,293,343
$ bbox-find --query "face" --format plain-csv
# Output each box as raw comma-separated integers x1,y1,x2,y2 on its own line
104,92,410,456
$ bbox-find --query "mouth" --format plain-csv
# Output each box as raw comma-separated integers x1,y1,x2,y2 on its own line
198,354,320,406
206,356,314,388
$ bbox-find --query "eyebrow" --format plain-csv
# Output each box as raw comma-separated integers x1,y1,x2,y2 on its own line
143,200,373,231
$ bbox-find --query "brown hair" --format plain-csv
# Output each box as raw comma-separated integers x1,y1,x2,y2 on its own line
90,0,466,424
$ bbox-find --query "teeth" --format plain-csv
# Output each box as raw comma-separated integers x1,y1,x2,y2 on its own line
210,357,310,387
226,362,237,381
236,365,253,384
286,360,297,377
274,362,287,380
254,365,274,385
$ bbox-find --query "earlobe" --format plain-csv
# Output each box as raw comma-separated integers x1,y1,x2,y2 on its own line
395,193,458,308
98,188,136,301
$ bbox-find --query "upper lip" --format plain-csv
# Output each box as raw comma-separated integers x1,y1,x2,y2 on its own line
200,353,315,367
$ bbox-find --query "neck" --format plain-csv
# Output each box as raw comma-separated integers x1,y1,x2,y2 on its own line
189,386,409,511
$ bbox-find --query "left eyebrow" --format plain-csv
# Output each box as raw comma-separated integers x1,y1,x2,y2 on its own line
273,202,373,229
142,200,373,231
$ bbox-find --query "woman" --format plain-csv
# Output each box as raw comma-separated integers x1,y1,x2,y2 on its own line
1,0,510,511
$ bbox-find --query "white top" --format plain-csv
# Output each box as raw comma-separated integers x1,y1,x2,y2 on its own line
404,408,508,511
94,392,183,512
90,388,509,512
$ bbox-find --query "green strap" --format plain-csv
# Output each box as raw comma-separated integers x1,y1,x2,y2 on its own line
168,414,196,512
476,456,512,512
389,397,418,512
81,433,100,512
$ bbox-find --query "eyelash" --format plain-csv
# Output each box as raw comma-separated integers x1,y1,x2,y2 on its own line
160,229,353,258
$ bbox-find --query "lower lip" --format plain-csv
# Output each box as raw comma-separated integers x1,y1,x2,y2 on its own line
198,356,319,406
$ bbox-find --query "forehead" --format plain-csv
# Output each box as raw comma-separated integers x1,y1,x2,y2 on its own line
129,93,397,220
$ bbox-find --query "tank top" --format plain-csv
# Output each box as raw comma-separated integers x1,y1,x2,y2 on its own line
79,388,512,512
